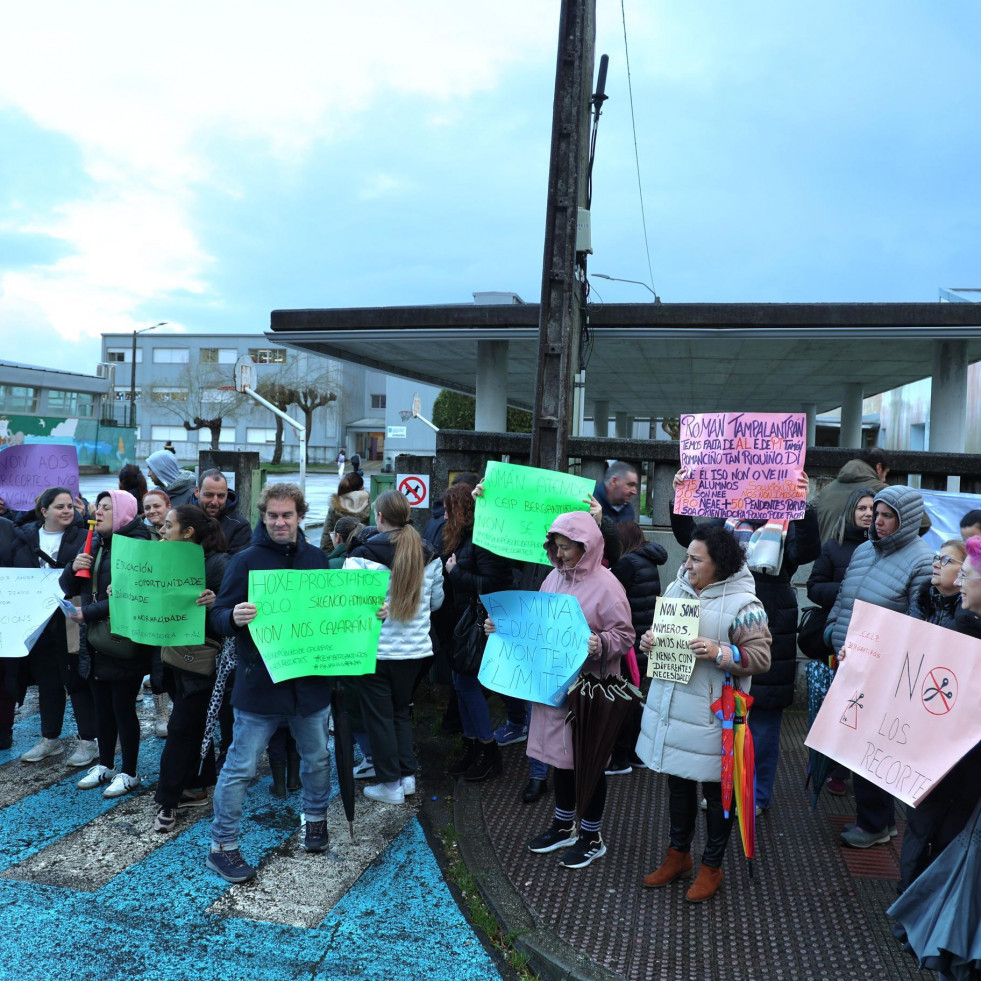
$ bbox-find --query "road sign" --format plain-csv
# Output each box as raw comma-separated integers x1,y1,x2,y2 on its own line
397,474,429,508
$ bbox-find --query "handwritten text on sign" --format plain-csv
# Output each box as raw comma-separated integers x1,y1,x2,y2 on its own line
0,569,63,657
478,590,590,706
0,443,79,511
109,537,206,646
473,461,593,565
647,596,700,683
805,601,981,806
674,412,807,521
248,568,389,683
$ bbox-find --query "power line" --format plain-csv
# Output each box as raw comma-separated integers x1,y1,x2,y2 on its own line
620,0,658,297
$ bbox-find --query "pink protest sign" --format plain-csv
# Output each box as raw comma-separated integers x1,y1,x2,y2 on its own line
673,411,807,520
0,444,79,510
804,600,981,807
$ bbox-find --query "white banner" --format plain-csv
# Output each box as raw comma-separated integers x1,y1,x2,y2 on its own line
0,569,65,657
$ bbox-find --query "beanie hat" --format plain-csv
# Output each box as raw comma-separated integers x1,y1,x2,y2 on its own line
147,449,181,487
97,489,138,533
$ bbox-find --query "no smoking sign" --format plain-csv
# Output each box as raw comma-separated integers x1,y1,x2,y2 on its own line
397,474,430,508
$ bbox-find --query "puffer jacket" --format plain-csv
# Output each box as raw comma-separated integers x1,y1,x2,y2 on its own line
827,486,934,651
345,531,444,660
907,581,962,630
612,540,669,646
635,563,772,782
445,529,512,617
806,522,868,611
320,490,372,547
210,523,333,716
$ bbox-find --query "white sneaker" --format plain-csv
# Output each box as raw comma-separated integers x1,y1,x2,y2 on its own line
20,737,64,763
103,772,141,798
66,739,99,767
78,764,116,789
353,759,375,779
363,783,405,804
401,775,416,796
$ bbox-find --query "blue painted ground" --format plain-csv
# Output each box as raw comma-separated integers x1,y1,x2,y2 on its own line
0,710,502,981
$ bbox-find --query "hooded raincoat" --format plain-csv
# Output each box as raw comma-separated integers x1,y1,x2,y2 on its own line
525,511,634,770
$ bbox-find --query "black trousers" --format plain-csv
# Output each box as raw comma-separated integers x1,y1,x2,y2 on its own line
668,775,735,868
553,767,606,825
91,676,143,777
155,681,215,808
355,659,420,784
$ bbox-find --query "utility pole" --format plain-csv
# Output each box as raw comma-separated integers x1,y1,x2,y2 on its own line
530,0,596,472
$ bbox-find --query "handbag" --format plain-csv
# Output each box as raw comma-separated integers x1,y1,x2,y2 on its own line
161,638,222,677
86,619,144,661
797,605,832,660
452,599,488,676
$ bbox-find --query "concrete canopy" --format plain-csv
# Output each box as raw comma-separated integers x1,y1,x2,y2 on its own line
268,302,981,415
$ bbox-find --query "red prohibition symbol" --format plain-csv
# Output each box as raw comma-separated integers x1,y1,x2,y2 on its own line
921,667,957,715
398,477,426,506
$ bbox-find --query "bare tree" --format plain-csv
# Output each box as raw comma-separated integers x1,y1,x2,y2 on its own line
253,380,293,464
153,363,247,451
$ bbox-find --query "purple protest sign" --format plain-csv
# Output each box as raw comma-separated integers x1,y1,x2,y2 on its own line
0,444,80,511
673,412,807,521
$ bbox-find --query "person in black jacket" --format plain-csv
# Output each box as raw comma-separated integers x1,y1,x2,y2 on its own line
0,514,26,749
607,521,667,773
193,470,252,554
153,505,230,833
441,484,512,782
806,487,875,613
61,489,152,799
16,487,97,767
670,470,820,814
206,483,333,883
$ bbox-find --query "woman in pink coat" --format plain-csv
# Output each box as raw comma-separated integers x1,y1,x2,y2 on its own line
488,510,633,869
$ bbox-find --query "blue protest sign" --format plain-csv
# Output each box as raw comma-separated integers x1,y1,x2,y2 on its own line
478,590,590,706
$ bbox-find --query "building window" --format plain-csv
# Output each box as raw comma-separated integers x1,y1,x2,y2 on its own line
115,389,141,402
150,425,188,442
246,427,278,443
152,347,190,364
106,349,142,363
0,385,39,413
370,394,387,409
200,388,226,403
47,390,96,417
201,348,238,364
249,348,287,364
197,428,235,443
150,387,189,402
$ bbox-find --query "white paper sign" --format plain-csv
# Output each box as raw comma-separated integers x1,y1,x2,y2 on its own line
0,569,65,657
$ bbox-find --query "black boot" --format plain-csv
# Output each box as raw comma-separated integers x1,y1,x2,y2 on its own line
286,751,302,791
447,737,478,777
465,740,502,782
270,762,287,798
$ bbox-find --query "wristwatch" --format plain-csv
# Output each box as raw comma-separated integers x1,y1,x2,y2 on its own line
715,647,725,666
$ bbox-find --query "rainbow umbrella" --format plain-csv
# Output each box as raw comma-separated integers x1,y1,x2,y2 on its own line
711,679,736,816
732,688,757,870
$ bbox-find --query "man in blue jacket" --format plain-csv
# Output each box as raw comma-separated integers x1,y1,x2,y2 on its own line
206,482,333,883
193,469,252,554
593,461,639,524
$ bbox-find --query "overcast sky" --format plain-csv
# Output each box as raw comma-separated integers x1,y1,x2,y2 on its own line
1,1,978,373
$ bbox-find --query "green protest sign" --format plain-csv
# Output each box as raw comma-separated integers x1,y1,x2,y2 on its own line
108,537,206,645
472,461,594,565
248,568,390,683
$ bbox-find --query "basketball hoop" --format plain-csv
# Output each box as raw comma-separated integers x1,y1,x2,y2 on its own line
398,410,413,423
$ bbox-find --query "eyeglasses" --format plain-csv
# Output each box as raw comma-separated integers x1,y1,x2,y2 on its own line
932,554,962,567
955,569,981,584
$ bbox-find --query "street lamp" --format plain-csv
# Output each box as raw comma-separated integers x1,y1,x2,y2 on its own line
593,273,660,303
129,322,167,428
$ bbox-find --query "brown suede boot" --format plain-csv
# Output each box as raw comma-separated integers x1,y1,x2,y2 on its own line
643,848,693,888
685,864,723,903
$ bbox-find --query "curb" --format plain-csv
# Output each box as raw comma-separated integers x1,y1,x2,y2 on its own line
453,779,625,981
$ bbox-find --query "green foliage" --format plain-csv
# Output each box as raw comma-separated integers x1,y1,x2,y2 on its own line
432,390,533,433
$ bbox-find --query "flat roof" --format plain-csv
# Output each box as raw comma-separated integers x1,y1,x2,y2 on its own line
268,301,981,414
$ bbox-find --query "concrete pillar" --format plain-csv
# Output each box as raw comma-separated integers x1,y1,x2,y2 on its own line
475,340,508,432
615,411,631,439
593,399,609,438
839,383,864,448
930,339,968,453
802,403,817,447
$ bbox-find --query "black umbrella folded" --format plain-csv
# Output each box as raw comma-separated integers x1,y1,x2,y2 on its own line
565,674,643,819
331,681,356,839
804,660,835,809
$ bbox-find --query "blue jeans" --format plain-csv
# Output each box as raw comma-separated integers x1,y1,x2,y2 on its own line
453,671,491,741
211,707,331,848
748,706,783,810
